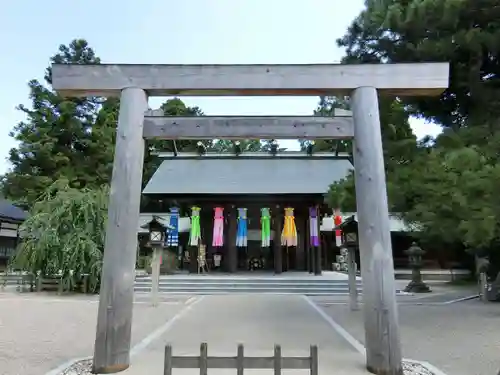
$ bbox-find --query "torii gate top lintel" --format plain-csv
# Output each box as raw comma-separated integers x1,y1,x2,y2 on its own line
51,62,449,98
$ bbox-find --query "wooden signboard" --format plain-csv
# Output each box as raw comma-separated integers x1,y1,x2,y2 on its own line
198,244,207,274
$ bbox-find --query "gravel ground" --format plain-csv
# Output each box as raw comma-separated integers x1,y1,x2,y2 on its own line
59,359,92,375
58,358,437,375
0,293,190,375
316,299,500,375
56,293,440,375
402,361,434,375
2,286,491,375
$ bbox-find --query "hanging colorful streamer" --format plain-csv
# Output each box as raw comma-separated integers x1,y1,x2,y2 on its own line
166,207,179,247
189,206,202,246
261,208,271,247
334,209,343,247
212,207,224,247
309,207,320,247
236,208,248,247
281,207,297,247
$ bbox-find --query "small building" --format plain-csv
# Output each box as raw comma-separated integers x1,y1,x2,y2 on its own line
0,200,27,269
142,155,352,273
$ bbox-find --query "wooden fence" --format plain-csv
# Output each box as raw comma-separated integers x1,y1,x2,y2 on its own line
164,343,318,375
0,272,91,293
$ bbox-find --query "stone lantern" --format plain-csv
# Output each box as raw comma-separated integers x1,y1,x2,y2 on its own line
404,242,431,293
141,215,168,247
339,215,359,249
334,215,359,310
140,215,171,306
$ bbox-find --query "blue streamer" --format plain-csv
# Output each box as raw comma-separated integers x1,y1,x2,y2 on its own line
166,207,179,247
236,208,248,247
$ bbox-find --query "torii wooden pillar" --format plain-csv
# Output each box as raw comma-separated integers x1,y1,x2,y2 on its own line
52,62,449,375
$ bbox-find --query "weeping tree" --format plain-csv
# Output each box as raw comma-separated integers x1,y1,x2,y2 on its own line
10,180,108,292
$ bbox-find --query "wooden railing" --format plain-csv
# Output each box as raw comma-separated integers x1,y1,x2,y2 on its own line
0,272,34,291
164,343,318,375
0,271,91,294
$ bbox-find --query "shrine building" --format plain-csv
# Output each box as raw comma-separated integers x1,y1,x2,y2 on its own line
141,152,351,274
140,151,470,276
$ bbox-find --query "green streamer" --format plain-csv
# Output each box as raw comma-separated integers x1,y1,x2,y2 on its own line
261,207,271,247
189,206,201,246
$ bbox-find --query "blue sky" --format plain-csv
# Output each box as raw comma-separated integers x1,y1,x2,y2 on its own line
0,0,441,175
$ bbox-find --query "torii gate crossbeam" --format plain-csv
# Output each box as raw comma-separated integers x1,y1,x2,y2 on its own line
52,62,449,375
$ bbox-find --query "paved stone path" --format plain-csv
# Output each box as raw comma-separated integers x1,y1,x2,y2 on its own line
315,298,500,375
0,292,191,375
123,295,368,374
5,286,489,375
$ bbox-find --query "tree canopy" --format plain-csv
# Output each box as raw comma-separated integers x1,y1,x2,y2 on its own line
5,18,500,282
1,40,116,208
0,40,218,207
0,38,285,209
11,180,108,292
143,98,207,186
329,0,500,281
322,95,418,212
337,0,500,128
0,40,212,208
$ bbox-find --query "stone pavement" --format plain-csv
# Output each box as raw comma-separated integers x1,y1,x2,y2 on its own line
122,295,369,374
315,298,500,375
0,292,191,375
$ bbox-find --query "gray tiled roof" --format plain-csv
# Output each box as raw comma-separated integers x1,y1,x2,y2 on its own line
143,158,353,195
0,200,27,221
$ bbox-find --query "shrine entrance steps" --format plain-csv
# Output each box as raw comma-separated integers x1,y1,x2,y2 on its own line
134,272,364,295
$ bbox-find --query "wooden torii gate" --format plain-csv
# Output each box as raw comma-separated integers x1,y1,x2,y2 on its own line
52,62,449,375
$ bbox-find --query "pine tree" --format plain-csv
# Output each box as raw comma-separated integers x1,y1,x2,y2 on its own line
337,0,500,129
142,98,208,186
322,95,418,212
337,0,500,290
300,96,352,154
209,140,263,152
1,39,118,207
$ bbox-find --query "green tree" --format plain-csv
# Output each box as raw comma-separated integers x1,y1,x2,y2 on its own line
208,139,289,152
260,140,288,152
300,96,352,155
324,96,418,211
337,0,500,285
1,39,118,208
397,142,500,280
11,180,108,292
0,39,207,206
337,0,500,129
337,0,500,204
142,98,208,186
209,139,262,152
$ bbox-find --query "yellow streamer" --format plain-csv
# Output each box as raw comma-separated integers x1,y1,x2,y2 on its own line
281,207,297,246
